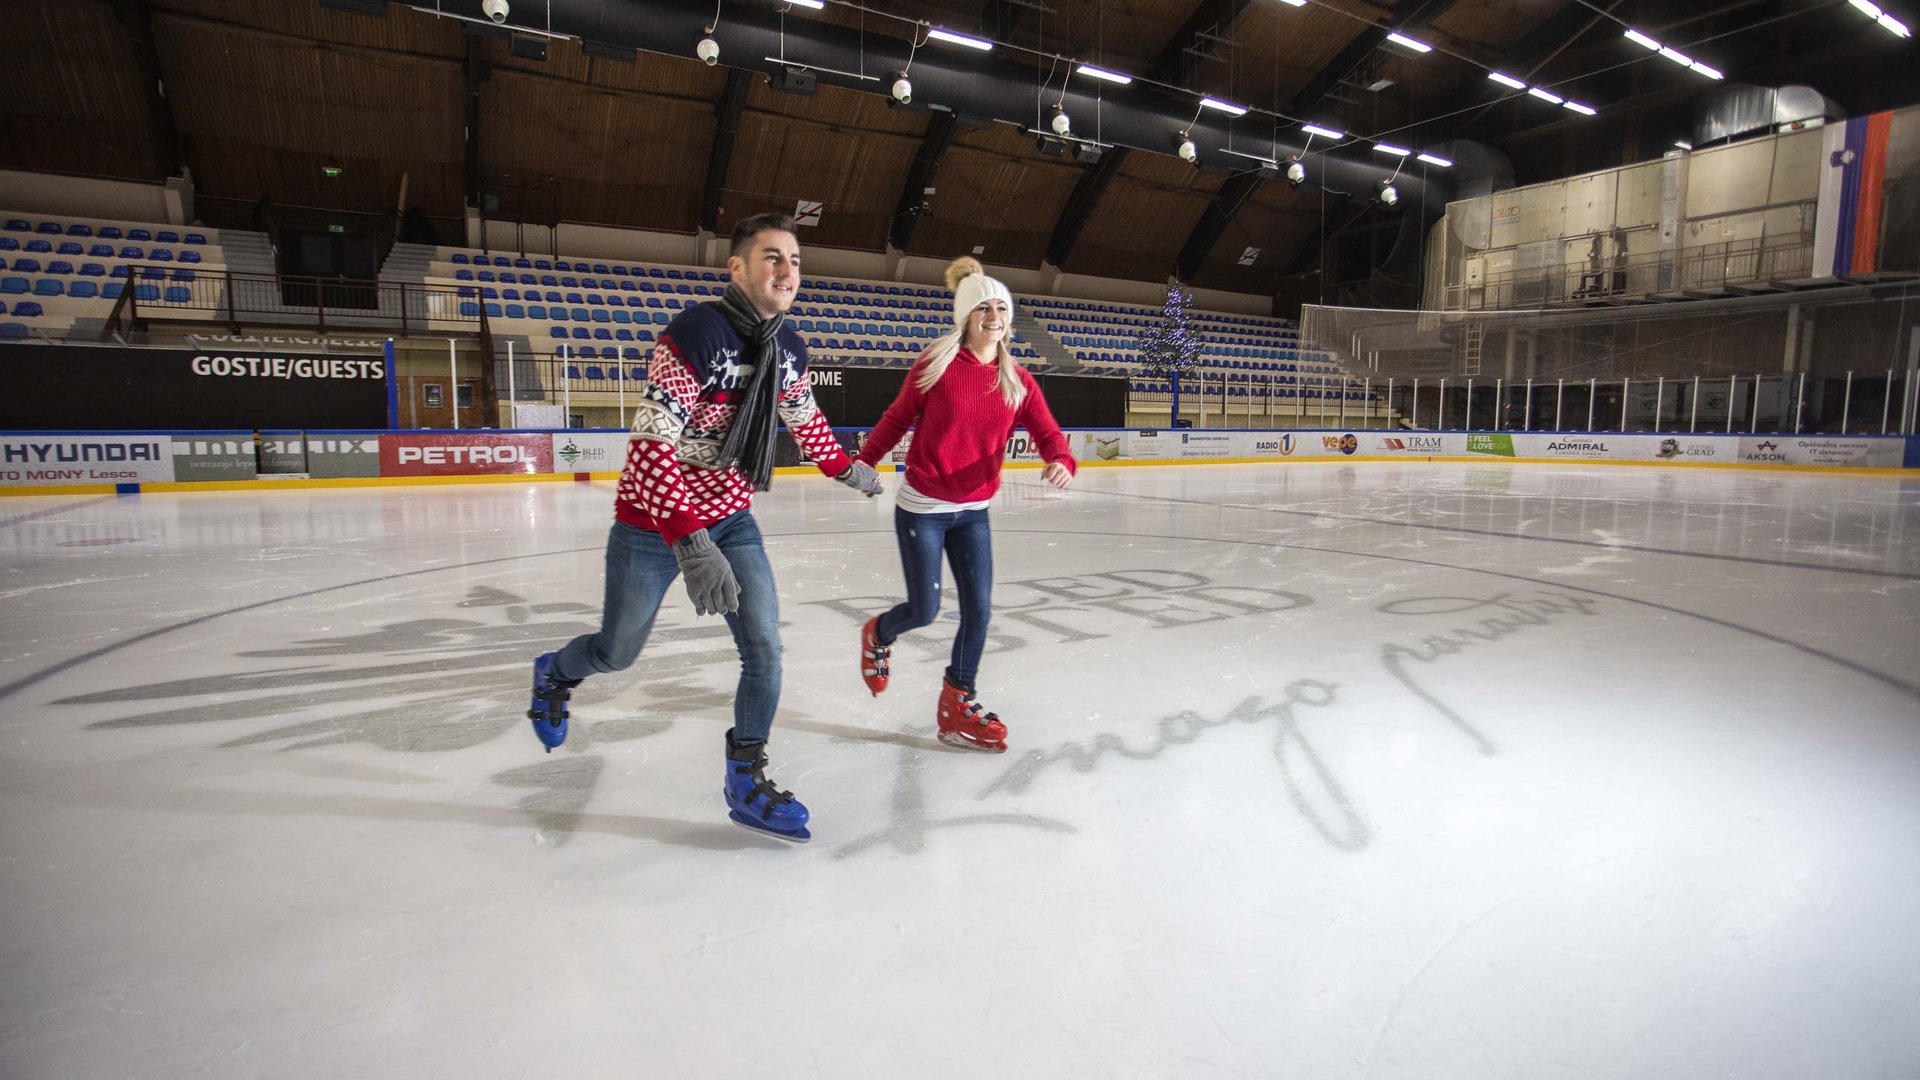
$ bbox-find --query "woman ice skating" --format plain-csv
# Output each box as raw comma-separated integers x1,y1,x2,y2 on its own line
852,256,1075,752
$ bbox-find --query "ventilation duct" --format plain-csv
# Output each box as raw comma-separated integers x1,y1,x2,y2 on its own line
1692,84,1845,147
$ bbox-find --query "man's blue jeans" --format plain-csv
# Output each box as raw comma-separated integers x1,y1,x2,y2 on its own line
874,506,993,691
554,511,781,744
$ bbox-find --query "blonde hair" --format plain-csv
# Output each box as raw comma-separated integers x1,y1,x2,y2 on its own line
916,256,1027,408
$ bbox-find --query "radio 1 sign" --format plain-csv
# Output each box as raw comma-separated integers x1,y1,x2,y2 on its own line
379,434,553,476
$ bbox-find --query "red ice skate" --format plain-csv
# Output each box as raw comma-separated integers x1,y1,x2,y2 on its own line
860,616,890,696
936,677,1008,753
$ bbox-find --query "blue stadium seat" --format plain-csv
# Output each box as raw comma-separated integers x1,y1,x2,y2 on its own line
46,260,73,275
614,328,634,341
570,327,589,340
0,322,24,339
611,309,631,324
455,269,474,281
56,241,81,256
526,304,547,318
68,280,98,299
452,253,469,264
550,327,568,339
157,231,178,243
565,365,581,379
185,233,206,245
97,226,121,239
505,304,525,318
12,301,43,316
163,286,190,303
549,307,569,321
514,257,531,269
178,250,201,264
110,265,128,278
534,259,552,270
128,228,151,241
67,223,93,237
593,328,612,341
86,243,111,258
484,302,502,317
477,270,495,282
35,222,61,235
493,256,510,267
9,259,39,274
0,238,14,251
3,220,26,232
25,239,51,253
119,246,143,260
591,309,611,324
585,365,605,379
459,301,480,317
103,282,124,299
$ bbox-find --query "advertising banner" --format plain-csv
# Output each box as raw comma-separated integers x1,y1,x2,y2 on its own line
305,433,382,478
379,433,552,477
171,432,259,482
1740,435,1903,467
0,344,388,430
551,432,628,473
258,430,308,475
0,432,174,485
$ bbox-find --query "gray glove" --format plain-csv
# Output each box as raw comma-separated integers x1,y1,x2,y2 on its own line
835,461,883,498
670,529,739,616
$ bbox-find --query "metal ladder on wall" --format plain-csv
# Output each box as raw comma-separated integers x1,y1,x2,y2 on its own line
1459,323,1485,376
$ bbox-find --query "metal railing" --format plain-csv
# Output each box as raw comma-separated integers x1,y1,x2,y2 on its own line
101,266,484,338
1443,236,1817,312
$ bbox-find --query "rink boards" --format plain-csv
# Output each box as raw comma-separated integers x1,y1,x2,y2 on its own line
2,427,1916,494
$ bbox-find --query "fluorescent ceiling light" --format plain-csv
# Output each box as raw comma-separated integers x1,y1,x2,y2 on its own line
1659,46,1694,66
927,28,993,51
1416,153,1453,167
1373,142,1411,156
1199,97,1248,116
1385,32,1433,53
1624,29,1662,50
1689,61,1724,79
787,0,824,8
1562,100,1597,116
1674,140,1693,150
1849,0,1883,16
1301,124,1345,139
1076,64,1132,85
1276,0,1306,6
1487,71,1526,89
1526,86,1565,104
1880,13,1911,35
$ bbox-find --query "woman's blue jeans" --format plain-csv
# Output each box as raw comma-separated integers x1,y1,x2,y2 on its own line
874,505,992,691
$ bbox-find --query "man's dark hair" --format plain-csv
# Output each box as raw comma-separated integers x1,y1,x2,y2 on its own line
730,212,798,258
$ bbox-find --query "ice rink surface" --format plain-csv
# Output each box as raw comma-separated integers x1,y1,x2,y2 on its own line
2,461,1917,1079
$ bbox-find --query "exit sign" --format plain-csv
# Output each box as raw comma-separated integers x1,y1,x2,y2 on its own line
322,166,342,178
327,224,345,234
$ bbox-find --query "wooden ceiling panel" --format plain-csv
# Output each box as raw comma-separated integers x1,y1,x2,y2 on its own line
907,122,1084,268
0,1,164,180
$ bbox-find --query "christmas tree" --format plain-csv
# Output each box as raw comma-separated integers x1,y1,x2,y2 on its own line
1138,285,1204,425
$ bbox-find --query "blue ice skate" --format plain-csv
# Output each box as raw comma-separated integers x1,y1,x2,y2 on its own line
527,652,581,753
724,734,811,842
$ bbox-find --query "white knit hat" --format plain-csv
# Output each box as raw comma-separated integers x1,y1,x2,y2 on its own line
945,256,1014,329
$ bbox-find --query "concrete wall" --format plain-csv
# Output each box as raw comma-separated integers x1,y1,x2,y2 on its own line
0,168,177,224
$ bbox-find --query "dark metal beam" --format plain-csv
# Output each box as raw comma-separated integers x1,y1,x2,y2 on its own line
1148,0,1256,85
699,67,754,233
1045,148,1129,267
888,108,958,252
1176,0,1464,285
1038,1,1255,274
462,36,487,208
1176,168,1264,282
114,0,184,177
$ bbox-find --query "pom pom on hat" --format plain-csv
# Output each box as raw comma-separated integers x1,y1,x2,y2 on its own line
945,255,1014,330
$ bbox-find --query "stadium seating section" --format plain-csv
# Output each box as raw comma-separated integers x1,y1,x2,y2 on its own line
0,213,226,340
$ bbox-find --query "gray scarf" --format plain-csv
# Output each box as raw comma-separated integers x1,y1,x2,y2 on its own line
715,284,785,491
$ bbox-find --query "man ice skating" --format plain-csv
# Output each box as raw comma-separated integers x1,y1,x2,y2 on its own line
524,212,884,842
